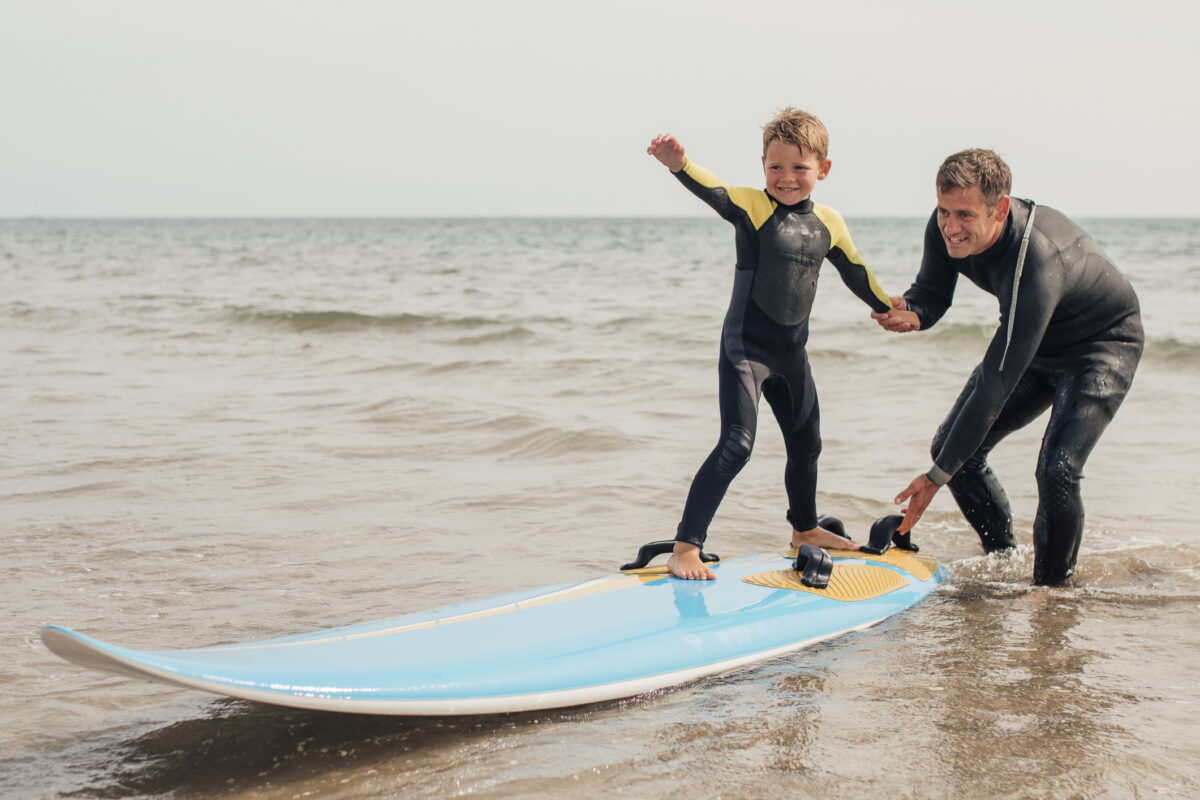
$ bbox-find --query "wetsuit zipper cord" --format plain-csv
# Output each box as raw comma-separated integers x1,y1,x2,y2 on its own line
1000,201,1037,372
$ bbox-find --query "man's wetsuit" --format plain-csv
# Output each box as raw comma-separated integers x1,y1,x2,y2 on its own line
903,199,1143,583
671,159,893,548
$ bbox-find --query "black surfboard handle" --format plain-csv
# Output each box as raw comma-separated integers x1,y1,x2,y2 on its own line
620,540,719,571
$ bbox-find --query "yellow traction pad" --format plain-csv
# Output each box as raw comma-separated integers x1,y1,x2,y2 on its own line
781,547,939,583
743,562,908,601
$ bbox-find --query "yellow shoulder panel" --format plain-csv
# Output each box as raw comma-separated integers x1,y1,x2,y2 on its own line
682,160,776,230
811,203,858,258
812,203,891,306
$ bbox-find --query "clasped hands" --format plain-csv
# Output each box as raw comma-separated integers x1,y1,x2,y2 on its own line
873,296,920,332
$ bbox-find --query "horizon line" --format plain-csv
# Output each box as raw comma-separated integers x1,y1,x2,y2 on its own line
4,213,1198,222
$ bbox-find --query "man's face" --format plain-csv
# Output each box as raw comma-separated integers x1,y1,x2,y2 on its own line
936,185,1010,258
761,139,830,206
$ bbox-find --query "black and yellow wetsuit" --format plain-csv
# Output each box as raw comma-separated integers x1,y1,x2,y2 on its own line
904,199,1143,584
671,159,893,548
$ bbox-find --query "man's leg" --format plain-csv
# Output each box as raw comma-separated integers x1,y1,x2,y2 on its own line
935,365,1055,553
1031,343,1141,584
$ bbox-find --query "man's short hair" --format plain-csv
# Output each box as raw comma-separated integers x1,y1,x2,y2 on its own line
937,149,1012,210
762,107,829,163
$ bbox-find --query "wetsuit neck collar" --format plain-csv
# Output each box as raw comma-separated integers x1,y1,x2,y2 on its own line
978,199,1040,261
771,194,814,213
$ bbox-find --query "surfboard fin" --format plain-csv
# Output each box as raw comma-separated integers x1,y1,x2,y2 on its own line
793,544,834,589
620,540,719,571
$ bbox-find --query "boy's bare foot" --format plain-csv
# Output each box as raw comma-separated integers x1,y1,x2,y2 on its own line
667,542,716,580
792,525,861,552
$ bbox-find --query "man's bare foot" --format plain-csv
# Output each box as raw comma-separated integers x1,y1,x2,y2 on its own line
792,525,861,552
666,542,716,580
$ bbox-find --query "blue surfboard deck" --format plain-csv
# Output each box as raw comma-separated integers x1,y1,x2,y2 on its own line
41,548,942,716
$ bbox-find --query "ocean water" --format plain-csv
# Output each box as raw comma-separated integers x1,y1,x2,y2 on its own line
2,215,1199,799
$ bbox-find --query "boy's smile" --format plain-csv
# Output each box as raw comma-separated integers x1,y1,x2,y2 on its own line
762,139,830,206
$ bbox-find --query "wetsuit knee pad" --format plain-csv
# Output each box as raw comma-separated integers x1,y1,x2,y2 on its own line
1035,451,1081,513
716,425,754,477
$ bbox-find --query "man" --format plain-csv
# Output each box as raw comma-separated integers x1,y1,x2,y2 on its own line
874,149,1143,585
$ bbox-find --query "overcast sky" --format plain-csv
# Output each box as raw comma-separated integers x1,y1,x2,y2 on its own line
3,0,1197,218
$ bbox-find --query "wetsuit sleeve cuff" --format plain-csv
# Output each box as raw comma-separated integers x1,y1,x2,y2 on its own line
901,296,931,331
926,464,952,487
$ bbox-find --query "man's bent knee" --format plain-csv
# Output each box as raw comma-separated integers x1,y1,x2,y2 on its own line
1035,452,1082,514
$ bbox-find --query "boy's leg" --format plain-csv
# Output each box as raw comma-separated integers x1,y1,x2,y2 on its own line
764,365,858,551
671,355,760,579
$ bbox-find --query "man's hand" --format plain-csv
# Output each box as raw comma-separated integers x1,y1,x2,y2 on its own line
872,296,921,333
895,473,940,533
647,133,686,172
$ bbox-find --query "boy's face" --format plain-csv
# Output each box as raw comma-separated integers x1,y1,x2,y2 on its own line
935,185,1011,258
761,139,830,205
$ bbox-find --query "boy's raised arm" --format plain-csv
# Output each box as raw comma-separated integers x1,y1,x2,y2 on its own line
647,133,687,172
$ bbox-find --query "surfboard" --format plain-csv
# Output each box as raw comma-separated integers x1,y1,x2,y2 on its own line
41,545,941,716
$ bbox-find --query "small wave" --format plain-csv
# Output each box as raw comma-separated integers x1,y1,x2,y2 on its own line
883,322,1200,372
1,301,87,329
3,480,126,502
484,426,640,460
1,300,35,318
807,346,877,363
925,320,997,344
1073,541,1200,600
422,358,509,375
225,306,431,332
1144,336,1200,368
598,315,659,331
460,412,543,432
942,540,1200,601
450,326,536,345
946,546,1039,589
223,306,525,334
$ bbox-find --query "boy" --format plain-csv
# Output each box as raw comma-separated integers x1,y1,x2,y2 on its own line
647,107,896,580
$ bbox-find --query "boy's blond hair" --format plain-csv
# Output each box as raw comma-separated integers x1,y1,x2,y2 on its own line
936,149,1012,211
762,107,829,163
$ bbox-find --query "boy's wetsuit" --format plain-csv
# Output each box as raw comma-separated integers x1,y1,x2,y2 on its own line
903,199,1143,583
671,159,892,549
